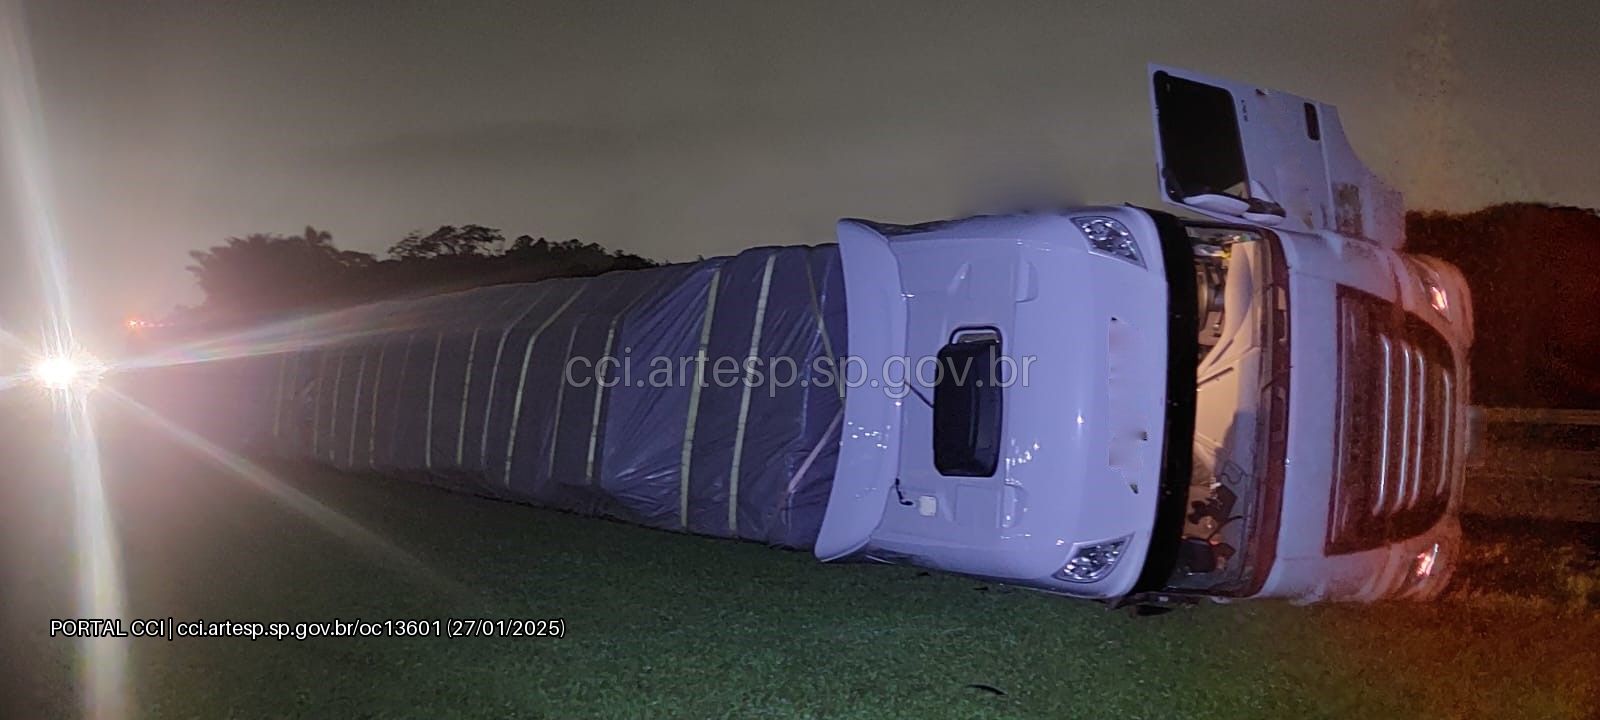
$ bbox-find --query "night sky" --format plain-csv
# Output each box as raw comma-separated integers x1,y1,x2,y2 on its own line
2,0,1597,341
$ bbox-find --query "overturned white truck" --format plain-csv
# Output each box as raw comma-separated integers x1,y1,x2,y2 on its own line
170,66,1472,605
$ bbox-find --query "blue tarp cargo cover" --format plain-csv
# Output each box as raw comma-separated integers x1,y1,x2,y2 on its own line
134,245,848,549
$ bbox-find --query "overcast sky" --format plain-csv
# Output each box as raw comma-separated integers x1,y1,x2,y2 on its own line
2,0,1597,342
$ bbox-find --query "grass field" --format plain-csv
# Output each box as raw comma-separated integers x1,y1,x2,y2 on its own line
3,404,1598,719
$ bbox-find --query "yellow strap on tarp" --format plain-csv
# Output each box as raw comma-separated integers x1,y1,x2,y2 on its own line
728,254,778,534
802,250,844,400
479,288,556,468
679,268,723,528
272,317,311,443
456,293,530,466
310,352,326,458
346,351,369,466
584,273,674,487
327,348,349,463
454,326,485,465
584,319,621,486
366,339,388,469
423,331,444,470
777,406,845,523
270,353,290,441
502,287,586,486
383,332,417,467
544,323,584,478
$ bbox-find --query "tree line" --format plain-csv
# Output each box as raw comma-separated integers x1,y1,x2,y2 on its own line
176,224,656,328
170,203,1600,408
1407,202,1600,409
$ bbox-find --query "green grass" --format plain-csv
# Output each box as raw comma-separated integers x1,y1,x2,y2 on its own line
4,414,1599,719
1454,515,1600,613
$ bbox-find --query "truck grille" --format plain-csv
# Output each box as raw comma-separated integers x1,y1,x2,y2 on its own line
1327,288,1458,555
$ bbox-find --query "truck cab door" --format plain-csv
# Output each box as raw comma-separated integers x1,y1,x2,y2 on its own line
1149,65,1403,249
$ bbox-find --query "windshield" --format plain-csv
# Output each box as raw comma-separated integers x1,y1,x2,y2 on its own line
1162,222,1288,596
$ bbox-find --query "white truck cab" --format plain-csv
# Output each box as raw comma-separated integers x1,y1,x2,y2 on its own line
815,66,1474,604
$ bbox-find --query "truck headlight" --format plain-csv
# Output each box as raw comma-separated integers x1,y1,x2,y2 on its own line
1054,535,1131,583
1412,543,1440,580
1426,284,1449,315
1073,217,1145,268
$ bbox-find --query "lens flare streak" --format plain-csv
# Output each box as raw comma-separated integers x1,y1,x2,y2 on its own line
3,2,130,718
109,297,454,376
62,390,131,720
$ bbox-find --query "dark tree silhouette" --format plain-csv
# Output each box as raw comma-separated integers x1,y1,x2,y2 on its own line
185,225,375,322
178,224,657,331
502,236,656,278
1408,203,1600,408
389,224,507,260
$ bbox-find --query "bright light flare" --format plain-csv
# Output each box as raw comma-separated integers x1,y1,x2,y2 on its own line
31,351,105,392
1427,284,1450,315
33,354,85,390
5,1,130,715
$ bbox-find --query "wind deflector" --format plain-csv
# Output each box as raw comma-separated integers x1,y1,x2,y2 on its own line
813,220,909,561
